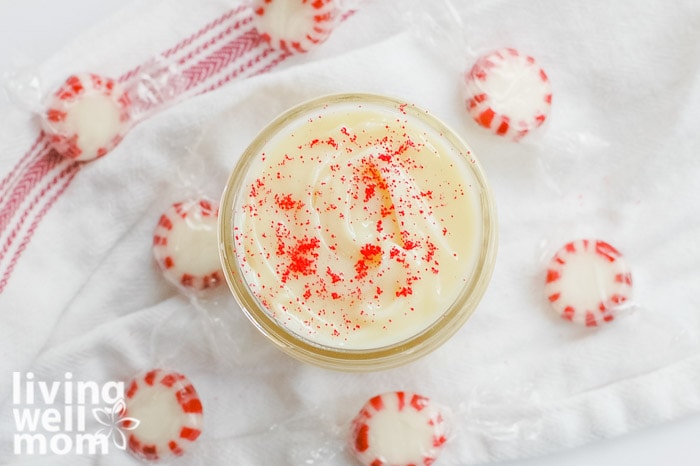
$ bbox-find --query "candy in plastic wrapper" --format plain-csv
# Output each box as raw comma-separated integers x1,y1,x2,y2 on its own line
252,0,340,53
464,48,552,141
349,391,450,466
124,369,203,462
42,73,131,161
152,198,224,293
545,239,633,327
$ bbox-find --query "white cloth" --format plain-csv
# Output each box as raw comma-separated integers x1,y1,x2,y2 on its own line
1,0,699,464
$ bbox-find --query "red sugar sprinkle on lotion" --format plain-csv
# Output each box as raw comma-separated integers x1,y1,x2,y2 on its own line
152,198,223,292
233,98,483,349
350,391,450,466
464,48,551,141
43,73,131,161
124,369,203,462
544,239,633,326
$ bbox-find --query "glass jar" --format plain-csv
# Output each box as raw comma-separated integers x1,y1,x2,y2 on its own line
219,93,497,371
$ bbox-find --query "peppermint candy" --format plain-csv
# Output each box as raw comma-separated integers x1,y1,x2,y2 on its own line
252,0,339,53
43,73,131,161
124,369,204,462
464,48,552,141
350,391,450,466
152,198,223,292
545,239,633,326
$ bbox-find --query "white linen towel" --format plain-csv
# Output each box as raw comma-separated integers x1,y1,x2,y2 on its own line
1,0,699,464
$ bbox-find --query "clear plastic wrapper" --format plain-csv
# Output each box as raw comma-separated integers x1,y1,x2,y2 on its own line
2,62,45,115
398,0,554,144
1,57,188,162
145,114,245,346
533,227,699,368
461,379,542,445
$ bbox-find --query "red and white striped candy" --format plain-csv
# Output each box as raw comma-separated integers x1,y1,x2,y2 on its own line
350,391,449,466
464,48,552,141
124,369,203,462
152,198,223,292
545,239,633,327
43,73,131,161
252,0,339,53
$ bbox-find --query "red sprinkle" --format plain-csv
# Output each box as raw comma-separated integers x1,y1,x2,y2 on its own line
360,243,382,259
275,193,302,210
281,236,321,283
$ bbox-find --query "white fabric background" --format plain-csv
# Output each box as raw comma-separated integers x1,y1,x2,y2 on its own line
1,0,699,464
